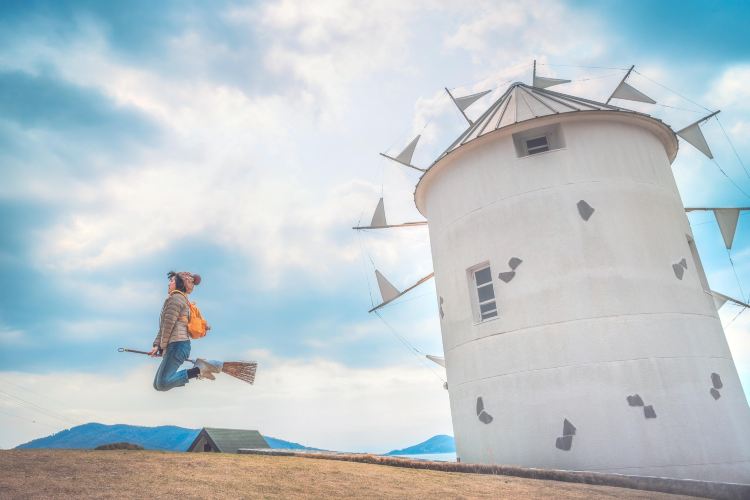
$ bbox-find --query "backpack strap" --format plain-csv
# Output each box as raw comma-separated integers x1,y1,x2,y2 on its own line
170,290,191,322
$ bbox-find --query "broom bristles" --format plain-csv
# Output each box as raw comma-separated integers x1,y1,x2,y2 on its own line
221,361,257,384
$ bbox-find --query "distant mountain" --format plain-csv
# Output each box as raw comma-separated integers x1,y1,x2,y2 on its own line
17,423,199,451
385,434,455,455
15,423,318,452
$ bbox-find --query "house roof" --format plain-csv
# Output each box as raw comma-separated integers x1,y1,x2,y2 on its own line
439,82,639,159
188,427,269,453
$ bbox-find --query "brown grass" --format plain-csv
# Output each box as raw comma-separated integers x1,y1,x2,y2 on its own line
0,450,696,500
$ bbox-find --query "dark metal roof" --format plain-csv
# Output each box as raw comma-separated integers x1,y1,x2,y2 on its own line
188,427,269,453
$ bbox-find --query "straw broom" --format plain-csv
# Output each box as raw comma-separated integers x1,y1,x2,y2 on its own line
118,348,257,384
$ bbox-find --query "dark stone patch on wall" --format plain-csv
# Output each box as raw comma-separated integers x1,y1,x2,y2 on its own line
476,396,493,424
711,373,723,389
498,257,522,283
555,418,576,451
643,405,657,419
710,373,723,399
673,262,685,280
555,435,573,451
679,258,687,269
563,419,576,436
498,271,516,283
628,394,656,418
478,411,493,424
627,394,644,407
439,296,445,319
577,200,595,221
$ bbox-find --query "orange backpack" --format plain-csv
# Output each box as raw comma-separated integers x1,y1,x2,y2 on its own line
172,290,209,339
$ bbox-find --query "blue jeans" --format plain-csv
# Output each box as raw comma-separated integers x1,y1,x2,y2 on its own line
153,340,191,391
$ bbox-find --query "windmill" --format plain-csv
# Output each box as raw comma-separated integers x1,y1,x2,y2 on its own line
355,61,750,483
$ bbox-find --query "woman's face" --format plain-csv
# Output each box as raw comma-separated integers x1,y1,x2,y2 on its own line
168,276,176,293
184,279,195,294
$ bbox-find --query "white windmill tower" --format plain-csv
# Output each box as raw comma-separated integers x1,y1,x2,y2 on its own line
357,62,750,483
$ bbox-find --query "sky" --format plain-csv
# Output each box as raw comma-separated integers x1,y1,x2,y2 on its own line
1,0,749,452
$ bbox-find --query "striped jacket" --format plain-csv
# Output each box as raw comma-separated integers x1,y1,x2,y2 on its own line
152,292,190,350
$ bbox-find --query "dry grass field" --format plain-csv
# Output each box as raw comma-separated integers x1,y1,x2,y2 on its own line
0,450,697,499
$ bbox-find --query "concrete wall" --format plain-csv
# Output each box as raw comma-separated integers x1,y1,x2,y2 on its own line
417,113,750,483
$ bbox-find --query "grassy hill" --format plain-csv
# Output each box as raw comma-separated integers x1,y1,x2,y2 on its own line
0,450,691,499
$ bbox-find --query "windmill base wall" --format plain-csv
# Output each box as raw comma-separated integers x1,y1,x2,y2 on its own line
418,115,750,483
448,321,750,483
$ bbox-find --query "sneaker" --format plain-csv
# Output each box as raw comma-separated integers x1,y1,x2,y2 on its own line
195,359,219,380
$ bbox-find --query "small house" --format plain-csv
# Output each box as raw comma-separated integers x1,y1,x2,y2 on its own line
187,427,269,453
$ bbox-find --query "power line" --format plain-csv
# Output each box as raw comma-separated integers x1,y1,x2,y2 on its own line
726,307,746,328
710,158,750,202
0,390,80,427
716,116,750,180
0,406,60,431
538,63,630,70
374,310,446,384
632,70,712,113
726,249,747,303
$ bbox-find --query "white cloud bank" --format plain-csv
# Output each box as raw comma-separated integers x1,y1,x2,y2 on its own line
0,350,451,452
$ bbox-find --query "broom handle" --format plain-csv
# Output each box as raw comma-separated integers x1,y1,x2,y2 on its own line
118,347,196,363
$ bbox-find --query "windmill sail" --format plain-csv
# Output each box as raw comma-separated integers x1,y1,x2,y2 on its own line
380,135,424,172
396,135,420,165
369,271,435,313
711,290,750,310
426,354,445,367
375,270,401,304
609,81,656,104
685,206,747,249
676,111,720,159
371,198,387,227
533,75,571,89
453,89,492,112
606,65,655,105
352,198,428,230
715,209,741,249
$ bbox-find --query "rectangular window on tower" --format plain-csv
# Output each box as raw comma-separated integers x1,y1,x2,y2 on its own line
525,136,549,155
512,123,564,158
469,263,497,322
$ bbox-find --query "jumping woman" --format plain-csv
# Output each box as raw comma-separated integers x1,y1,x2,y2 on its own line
150,271,218,391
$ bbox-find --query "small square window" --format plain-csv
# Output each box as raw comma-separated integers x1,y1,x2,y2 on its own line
525,136,549,155
469,263,498,322
513,124,564,158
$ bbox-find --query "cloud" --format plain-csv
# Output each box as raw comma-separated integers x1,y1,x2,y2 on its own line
0,325,27,346
0,351,451,452
256,0,423,113
57,319,140,343
444,0,605,64
706,65,750,111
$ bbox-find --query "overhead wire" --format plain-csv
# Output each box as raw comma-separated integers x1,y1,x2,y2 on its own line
0,390,80,427
725,307,746,328
716,116,750,180
632,70,713,113
726,248,747,302
355,212,376,309
710,158,750,202
0,407,60,430
374,310,446,384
